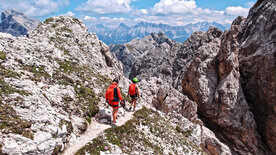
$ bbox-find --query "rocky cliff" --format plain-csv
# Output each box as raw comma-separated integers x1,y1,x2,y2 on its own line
238,0,276,152
112,0,275,154
0,9,40,36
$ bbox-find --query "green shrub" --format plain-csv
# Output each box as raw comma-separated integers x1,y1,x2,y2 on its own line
0,66,20,78
59,61,82,73
75,85,99,120
0,104,33,139
76,136,109,155
44,17,54,23
0,51,6,60
60,26,72,33
0,79,28,96
126,44,134,51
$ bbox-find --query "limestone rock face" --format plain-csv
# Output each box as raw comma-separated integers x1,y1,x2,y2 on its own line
182,17,267,154
173,27,223,90
181,0,275,153
0,9,40,36
238,0,276,153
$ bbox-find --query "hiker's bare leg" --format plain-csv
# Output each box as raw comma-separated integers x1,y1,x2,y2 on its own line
133,99,137,111
112,107,118,124
129,100,134,111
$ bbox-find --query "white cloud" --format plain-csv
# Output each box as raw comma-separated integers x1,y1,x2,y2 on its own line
0,0,69,16
246,2,255,7
140,9,148,14
82,0,254,28
100,17,111,20
76,0,134,14
225,6,249,16
152,0,196,15
84,16,92,20
143,0,231,25
135,0,252,26
62,11,75,17
84,16,97,21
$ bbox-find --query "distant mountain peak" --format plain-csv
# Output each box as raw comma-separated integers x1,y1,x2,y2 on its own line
119,23,129,28
1,9,24,20
95,24,105,28
0,9,40,36
134,21,155,27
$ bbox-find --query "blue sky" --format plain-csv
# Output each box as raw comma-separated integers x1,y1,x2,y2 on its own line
0,0,256,27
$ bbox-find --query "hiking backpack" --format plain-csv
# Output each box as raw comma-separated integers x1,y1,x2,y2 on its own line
105,84,117,102
129,83,136,95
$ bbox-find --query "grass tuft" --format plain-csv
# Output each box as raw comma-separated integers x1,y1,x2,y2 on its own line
44,17,54,23
0,51,6,60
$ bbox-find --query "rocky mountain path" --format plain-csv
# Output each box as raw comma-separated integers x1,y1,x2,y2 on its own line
62,109,136,155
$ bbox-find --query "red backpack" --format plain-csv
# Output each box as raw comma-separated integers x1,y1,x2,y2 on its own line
129,83,136,95
105,84,117,102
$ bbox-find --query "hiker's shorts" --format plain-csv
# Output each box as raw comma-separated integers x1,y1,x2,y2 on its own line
130,94,138,100
109,101,119,109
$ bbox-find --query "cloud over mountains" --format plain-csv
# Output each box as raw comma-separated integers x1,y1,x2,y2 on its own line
0,0,253,26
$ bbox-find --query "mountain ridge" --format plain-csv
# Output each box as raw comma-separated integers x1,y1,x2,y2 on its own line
89,21,229,44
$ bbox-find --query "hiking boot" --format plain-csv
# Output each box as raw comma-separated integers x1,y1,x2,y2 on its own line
111,123,116,127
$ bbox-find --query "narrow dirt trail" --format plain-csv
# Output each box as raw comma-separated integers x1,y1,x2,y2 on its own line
62,110,135,155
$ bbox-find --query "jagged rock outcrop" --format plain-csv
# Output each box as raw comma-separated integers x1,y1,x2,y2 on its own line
182,17,268,154
182,0,275,153
139,77,199,123
127,27,222,91
110,31,180,78
128,32,182,85
0,16,128,154
238,0,276,153
0,9,40,36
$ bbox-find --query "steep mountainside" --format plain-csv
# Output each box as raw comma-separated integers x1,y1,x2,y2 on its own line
112,0,275,154
0,16,127,154
90,21,228,44
0,9,40,36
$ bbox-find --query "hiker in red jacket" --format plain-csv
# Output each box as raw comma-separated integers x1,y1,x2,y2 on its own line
105,78,123,127
128,77,140,111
